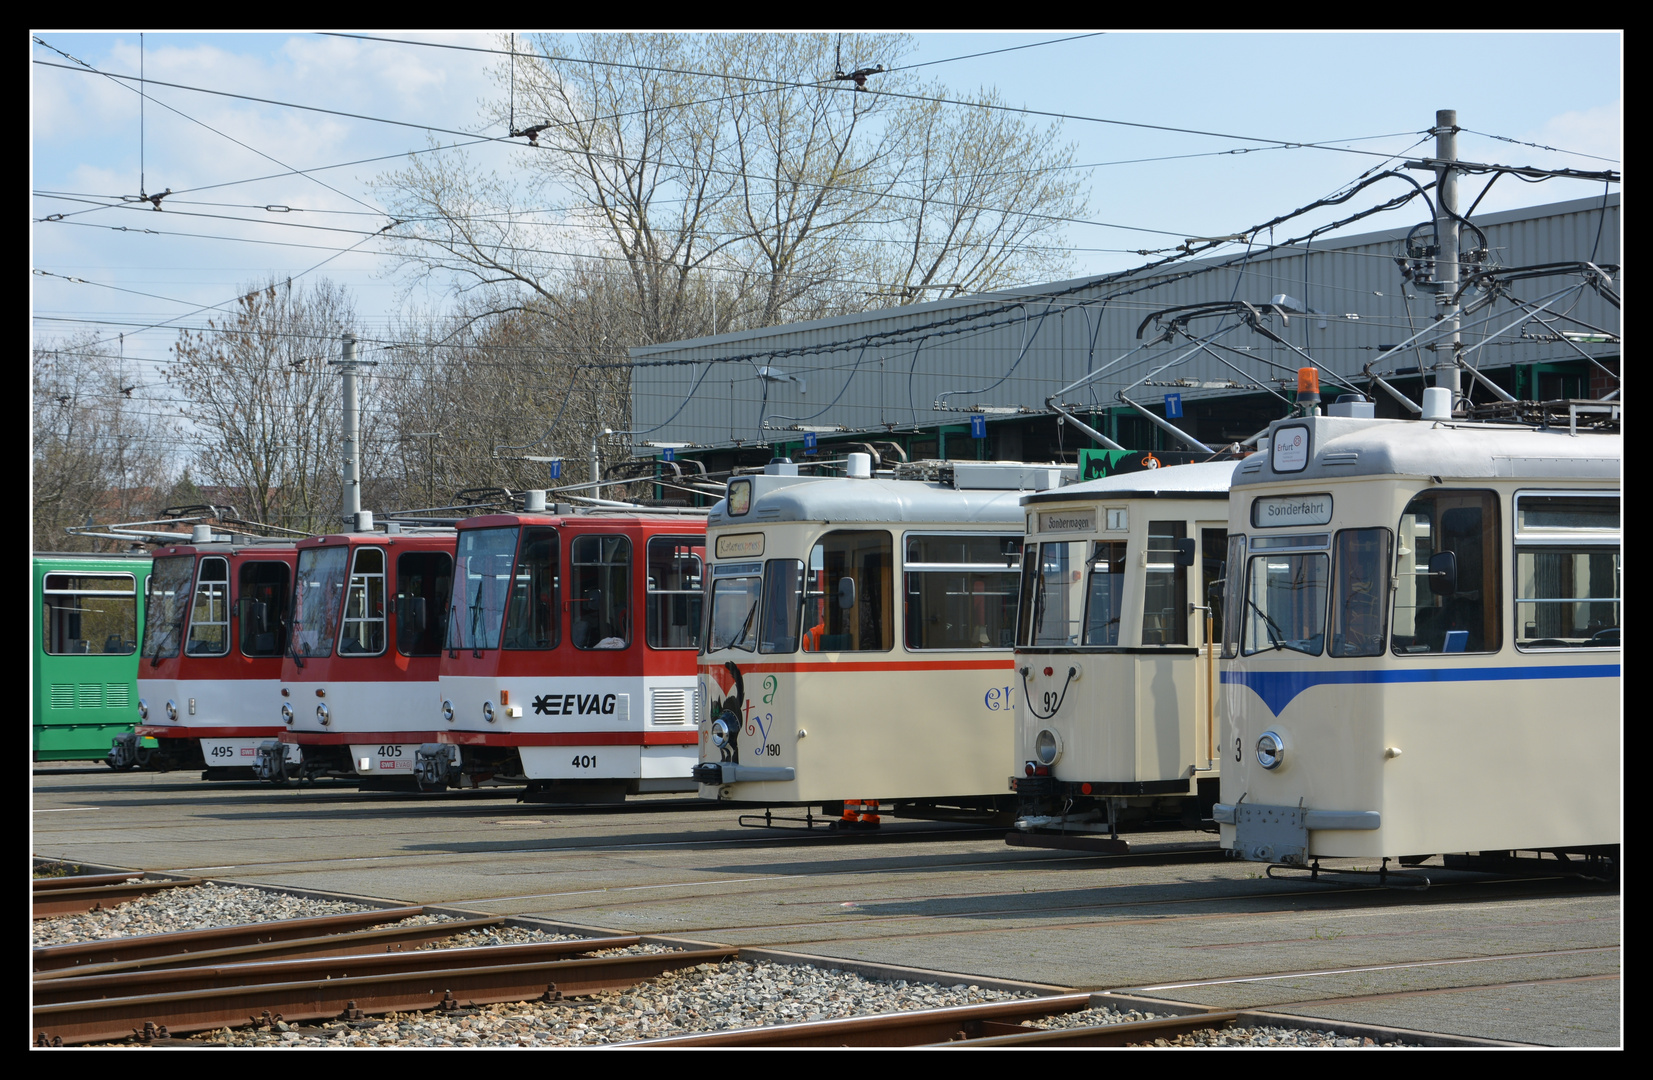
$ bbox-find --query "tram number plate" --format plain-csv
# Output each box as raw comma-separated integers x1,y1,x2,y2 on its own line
358,745,415,771
205,743,251,760
571,754,599,769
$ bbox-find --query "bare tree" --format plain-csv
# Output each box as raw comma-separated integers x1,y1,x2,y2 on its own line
31,336,177,551
165,279,365,534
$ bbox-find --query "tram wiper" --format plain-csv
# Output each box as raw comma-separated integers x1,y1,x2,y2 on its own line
1247,596,1287,652
728,597,760,651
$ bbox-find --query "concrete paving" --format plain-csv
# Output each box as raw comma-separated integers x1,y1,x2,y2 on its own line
32,765,1621,1046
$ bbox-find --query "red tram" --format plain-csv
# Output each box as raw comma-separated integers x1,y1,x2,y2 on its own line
257,525,458,787
120,528,299,776
432,502,705,799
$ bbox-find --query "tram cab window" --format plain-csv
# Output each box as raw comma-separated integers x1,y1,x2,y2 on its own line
43,574,138,656
185,557,230,656
141,555,195,661
293,546,349,658
903,534,1021,651
1220,534,1246,659
1329,528,1391,658
760,559,805,654
646,537,704,650
396,551,454,657
237,561,291,658
1514,493,1620,650
810,530,893,652
503,528,559,651
1084,542,1127,647
1392,491,1500,655
339,548,387,655
571,535,631,650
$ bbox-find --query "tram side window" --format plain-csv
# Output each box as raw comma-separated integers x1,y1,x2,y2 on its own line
397,551,454,656
186,557,230,656
571,534,631,649
1084,541,1126,647
646,537,704,650
1514,493,1620,649
1142,522,1189,646
760,559,805,654
903,534,1021,651
811,530,893,652
1392,491,1500,654
237,561,291,658
1329,529,1391,658
1201,528,1228,640
503,528,559,651
43,574,138,655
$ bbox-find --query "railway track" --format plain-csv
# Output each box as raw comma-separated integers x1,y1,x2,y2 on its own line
33,875,208,919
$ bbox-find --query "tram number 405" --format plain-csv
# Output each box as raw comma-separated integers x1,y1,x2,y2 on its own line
377,745,403,757
571,754,598,769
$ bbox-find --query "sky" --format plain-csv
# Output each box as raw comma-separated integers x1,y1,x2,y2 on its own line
30,31,1622,387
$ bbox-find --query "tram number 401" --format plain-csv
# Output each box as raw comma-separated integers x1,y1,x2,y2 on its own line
571,754,598,769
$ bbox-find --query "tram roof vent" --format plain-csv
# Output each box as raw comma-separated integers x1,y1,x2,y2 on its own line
190,525,213,544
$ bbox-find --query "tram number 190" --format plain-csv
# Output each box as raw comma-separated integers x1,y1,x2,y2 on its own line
571,754,598,769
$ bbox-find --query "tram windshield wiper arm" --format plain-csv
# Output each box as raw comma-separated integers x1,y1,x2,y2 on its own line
1247,596,1287,652
729,598,759,650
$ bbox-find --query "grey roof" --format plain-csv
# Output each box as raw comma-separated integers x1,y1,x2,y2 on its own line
713,477,1028,528
1233,416,1622,486
1023,460,1242,507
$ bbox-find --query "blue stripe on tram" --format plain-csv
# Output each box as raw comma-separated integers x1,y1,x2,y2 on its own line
1221,663,1622,716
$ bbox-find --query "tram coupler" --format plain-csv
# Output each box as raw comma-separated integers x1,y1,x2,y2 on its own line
107,733,140,771
252,739,301,782
414,743,461,789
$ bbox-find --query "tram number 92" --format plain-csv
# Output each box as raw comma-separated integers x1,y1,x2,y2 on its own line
571,754,598,769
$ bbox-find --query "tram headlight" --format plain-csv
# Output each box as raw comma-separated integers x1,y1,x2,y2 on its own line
482,701,495,724
1256,730,1285,770
1034,728,1063,767
138,698,149,721
316,702,330,727
281,703,294,725
165,699,178,721
442,699,454,723
710,718,732,749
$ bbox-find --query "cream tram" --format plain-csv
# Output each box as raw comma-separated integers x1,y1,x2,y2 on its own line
692,457,1073,820
1010,459,1239,848
1216,410,1620,874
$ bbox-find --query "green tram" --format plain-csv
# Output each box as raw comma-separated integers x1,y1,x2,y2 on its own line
33,552,153,764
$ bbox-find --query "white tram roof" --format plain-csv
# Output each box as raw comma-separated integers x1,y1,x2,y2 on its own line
710,476,1030,529
1233,416,1622,487
1021,459,1241,508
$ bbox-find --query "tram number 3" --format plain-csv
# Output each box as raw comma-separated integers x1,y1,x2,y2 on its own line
984,686,1014,711
1235,737,1242,764
571,754,598,769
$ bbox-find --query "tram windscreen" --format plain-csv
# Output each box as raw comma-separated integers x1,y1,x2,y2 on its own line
503,528,559,651
1242,552,1328,656
141,555,194,661
292,546,349,658
451,527,519,652
185,557,230,656
708,573,762,652
1021,540,1086,647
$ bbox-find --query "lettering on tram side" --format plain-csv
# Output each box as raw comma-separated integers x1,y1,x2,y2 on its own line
531,692,619,716
984,685,1014,710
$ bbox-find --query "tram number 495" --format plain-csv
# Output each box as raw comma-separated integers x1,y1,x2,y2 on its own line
209,745,236,759
571,754,598,769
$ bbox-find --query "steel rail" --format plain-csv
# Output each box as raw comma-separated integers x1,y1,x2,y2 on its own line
32,878,208,918
623,993,1097,1047
33,873,148,892
950,1010,1242,1046
32,915,515,981
33,946,739,1046
33,936,648,1005
32,906,429,972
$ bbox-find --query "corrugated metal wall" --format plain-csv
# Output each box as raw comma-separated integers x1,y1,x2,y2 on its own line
629,194,1618,452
